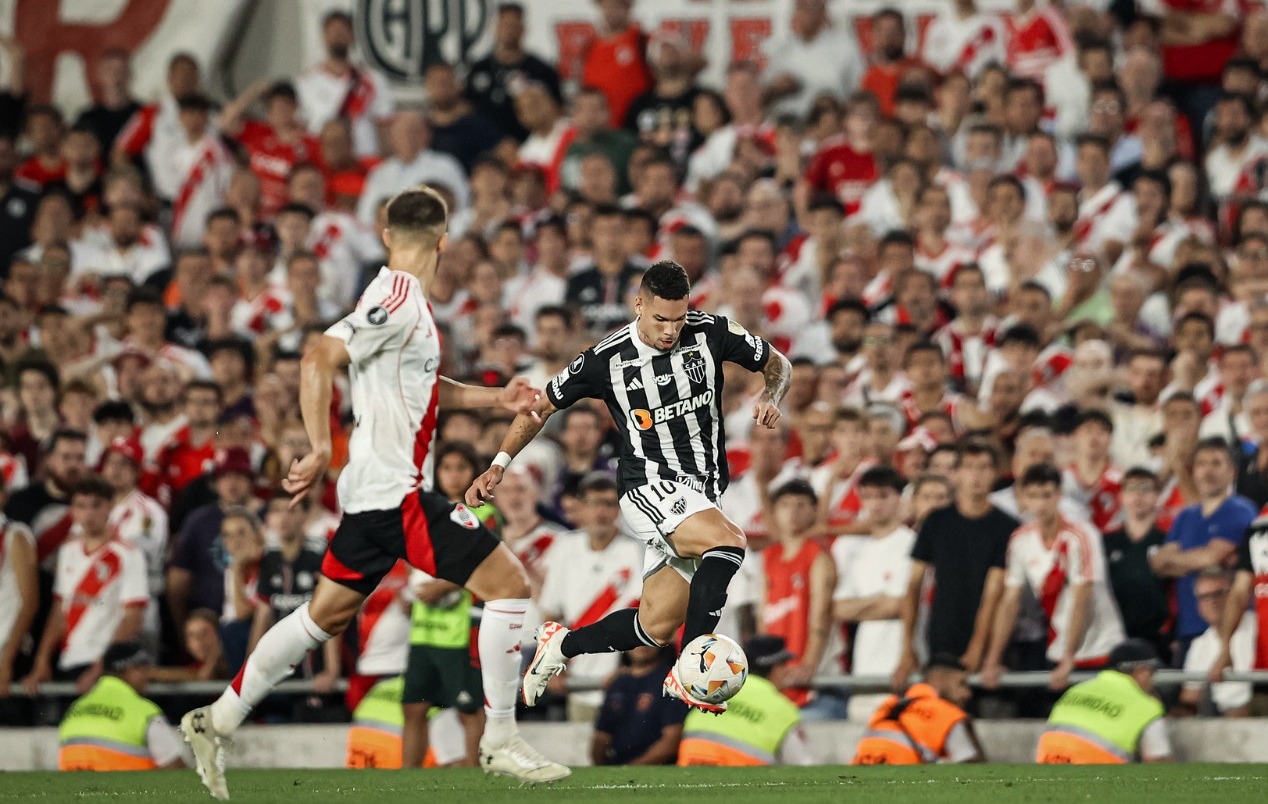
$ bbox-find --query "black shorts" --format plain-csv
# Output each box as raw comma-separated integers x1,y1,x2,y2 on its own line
402,644,483,714
320,489,499,597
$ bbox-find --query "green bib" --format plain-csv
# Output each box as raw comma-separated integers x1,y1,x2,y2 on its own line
59,676,161,751
352,676,405,729
409,588,473,648
1047,670,1165,757
682,675,801,762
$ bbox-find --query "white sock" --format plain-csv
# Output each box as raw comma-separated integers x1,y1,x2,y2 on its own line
478,598,528,746
208,602,332,735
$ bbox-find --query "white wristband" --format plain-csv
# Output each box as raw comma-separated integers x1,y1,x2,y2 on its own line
492,451,512,470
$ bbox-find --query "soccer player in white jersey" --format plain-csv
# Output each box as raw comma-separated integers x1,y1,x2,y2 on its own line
180,186,567,799
468,261,793,713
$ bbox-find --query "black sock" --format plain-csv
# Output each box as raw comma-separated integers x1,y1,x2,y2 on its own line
560,608,660,658
682,546,746,646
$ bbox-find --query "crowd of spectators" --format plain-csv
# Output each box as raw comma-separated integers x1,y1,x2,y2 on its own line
6,0,1268,736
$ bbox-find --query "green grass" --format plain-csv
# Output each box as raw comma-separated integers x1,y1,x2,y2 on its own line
1,765,1266,803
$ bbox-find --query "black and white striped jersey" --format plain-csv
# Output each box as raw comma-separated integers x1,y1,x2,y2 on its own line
545,311,772,502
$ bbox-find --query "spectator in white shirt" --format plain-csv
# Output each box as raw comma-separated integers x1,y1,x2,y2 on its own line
762,0,863,119
1180,568,1254,717
832,466,916,721
1206,92,1268,200
295,10,394,158
356,112,469,226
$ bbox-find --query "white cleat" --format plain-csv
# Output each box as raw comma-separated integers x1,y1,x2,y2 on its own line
480,734,571,784
521,621,569,706
663,664,728,715
180,707,230,800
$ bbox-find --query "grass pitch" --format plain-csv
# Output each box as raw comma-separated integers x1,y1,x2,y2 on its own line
0,765,1264,803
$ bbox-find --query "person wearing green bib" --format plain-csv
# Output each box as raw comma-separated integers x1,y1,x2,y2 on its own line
1037,639,1174,764
58,642,186,771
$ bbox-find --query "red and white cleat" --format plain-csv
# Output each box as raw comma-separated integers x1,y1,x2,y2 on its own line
663,663,728,715
522,621,569,707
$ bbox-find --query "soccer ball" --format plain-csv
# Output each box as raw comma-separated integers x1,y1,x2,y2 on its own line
677,634,748,705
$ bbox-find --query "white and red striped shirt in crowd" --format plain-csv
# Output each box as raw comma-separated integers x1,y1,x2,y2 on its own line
356,561,411,676
935,316,998,392
1005,3,1074,83
921,8,1007,79
517,120,577,195
158,133,236,248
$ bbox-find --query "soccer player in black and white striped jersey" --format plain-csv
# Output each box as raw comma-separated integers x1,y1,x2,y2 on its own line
467,261,792,713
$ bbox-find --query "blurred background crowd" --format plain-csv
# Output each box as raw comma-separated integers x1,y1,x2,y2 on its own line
3,0,1268,748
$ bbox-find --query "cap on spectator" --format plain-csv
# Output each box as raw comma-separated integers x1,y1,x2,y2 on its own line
1108,639,1161,673
102,436,143,468
213,447,253,479
744,635,795,671
103,641,155,674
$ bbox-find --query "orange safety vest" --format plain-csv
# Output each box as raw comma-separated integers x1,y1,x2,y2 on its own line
852,684,968,765
1036,728,1131,764
345,724,403,770
59,741,159,772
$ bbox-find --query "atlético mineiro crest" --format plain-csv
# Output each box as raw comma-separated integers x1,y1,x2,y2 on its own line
450,503,480,530
682,352,706,384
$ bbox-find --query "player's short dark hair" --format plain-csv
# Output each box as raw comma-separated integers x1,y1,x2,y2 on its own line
46,428,88,456
71,473,115,502
1194,436,1235,464
15,357,59,391
1075,408,1113,433
579,472,618,497
535,305,574,329
93,400,135,425
903,340,944,367
1019,463,1062,488
827,298,870,323
184,378,224,404
858,466,906,493
1123,466,1160,487
957,440,1000,469
386,186,449,243
126,286,165,313
770,478,818,506
640,261,690,301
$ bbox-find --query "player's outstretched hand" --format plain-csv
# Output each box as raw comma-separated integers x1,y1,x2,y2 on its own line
466,465,505,506
752,398,782,429
500,376,543,421
283,451,330,508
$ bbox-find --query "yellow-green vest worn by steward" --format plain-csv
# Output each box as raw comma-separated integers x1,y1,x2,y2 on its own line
1040,670,1165,763
353,675,405,730
677,675,801,766
407,501,497,649
59,675,163,771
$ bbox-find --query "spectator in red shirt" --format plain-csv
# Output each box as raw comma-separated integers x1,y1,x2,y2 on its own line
1153,0,1242,134
220,80,320,221
156,379,223,513
797,91,880,219
861,8,930,116
15,106,66,188
581,0,653,129
317,118,377,213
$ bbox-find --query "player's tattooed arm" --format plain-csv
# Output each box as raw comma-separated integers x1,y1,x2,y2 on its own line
752,347,791,429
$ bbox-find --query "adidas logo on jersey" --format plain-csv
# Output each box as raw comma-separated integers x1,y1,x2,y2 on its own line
626,374,673,391
626,377,644,391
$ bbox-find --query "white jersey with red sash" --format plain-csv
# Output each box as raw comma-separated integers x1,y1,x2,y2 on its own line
231,285,295,337
162,134,236,247
538,529,642,706
1062,464,1124,533
518,120,578,195
53,536,148,669
934,317,998,392
1005,4,1074,82
810,459,877,531
901,389,966,433
916,240,977,288
1075,182,1124,250
109,489,168,600
296,63,394,158
356,560,411,676
309,210,381,308
1005,517,1124,665
1156,476,1187,533
921,9,1006,79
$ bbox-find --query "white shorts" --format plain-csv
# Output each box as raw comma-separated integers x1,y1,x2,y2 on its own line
619,480,717,582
